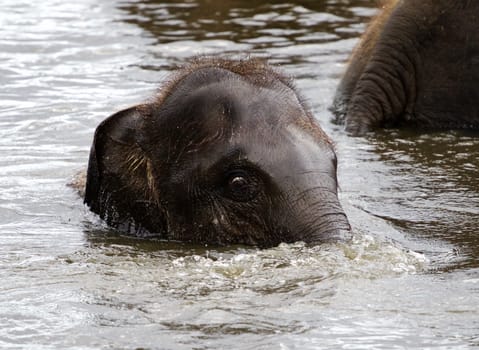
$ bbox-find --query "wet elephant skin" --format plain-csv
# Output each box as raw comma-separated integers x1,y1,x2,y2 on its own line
85,57,350,247
333,0,479,135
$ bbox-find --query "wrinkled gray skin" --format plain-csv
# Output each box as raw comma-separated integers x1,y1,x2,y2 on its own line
333,0,479,135
85,58,350,247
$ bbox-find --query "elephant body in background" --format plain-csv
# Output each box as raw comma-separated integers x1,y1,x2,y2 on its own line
333,0,479,135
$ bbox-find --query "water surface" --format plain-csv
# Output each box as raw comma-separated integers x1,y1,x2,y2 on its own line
1,0,478,349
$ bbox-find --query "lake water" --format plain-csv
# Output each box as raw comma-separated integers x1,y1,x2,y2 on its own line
1,0,478,349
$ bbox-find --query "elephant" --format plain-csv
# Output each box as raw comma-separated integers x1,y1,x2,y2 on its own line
84,57,351,247
332,0,479,135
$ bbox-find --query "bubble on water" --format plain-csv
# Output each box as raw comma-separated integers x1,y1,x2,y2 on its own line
337,233,430,277
59,220,431,311
161,232,430,298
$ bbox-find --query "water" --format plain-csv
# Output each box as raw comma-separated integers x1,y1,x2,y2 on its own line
1,0,478,349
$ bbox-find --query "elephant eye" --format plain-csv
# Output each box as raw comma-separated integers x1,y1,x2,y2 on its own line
223,169,259,202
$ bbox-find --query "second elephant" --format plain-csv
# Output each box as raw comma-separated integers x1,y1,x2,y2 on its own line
333,0,479,135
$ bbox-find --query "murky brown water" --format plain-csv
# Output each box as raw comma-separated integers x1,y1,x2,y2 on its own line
1,0,478,349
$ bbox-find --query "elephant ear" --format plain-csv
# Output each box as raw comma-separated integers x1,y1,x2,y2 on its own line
85,106,164,237
85,106,141,206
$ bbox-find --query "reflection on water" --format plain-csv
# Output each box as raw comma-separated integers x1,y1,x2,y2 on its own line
368,130,479,262
337,128,479,270
0,0,478,349
120,0,371,44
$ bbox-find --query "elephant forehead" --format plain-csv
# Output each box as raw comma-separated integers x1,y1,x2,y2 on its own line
185,78,305,126
158,90,306,154
186,124,336,181
239,125,336,174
